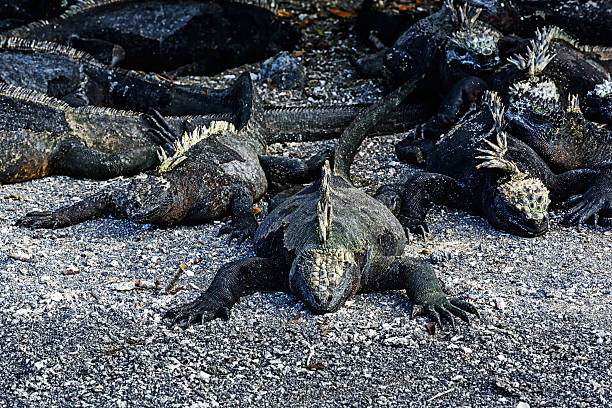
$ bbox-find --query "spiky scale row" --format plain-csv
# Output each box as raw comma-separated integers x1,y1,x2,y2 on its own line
567,94,581,113
476,92,524,180
508,26,557,76
316,161,333,245
157,121,236,173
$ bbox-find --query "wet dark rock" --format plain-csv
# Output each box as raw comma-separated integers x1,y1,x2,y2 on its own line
259,51,305,90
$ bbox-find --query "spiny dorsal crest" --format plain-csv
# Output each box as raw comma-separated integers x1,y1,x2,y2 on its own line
508,26,556,76
481,91,505,134
316,161,333,245
457,3,482,29
546,25,612,61
567,94,581,114
476,94,525,180
443,0,458,23
158,121,235,173
476,130,524,180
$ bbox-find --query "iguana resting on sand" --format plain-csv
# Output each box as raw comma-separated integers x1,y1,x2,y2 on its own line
5,0,300,75
17,75,333,239
379,90,611,238
163,77,478,328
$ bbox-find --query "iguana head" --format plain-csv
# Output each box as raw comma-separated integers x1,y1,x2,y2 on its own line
487,176,550,237
478,91,550,237
446,22,502,75
289,246,359,313
505,78,565,138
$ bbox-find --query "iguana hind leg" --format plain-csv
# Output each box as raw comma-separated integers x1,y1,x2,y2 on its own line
164,257,284,328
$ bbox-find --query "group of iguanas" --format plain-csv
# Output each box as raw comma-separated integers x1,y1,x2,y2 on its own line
2,0,611,329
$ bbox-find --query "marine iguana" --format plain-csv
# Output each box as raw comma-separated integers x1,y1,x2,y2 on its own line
380,90,611,238
163,77,478,328
16,74,333,240
0,38,430,184
396,23,612,163
0,71,259,183
5,0,300,76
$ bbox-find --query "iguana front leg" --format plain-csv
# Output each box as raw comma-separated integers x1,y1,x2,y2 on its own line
375,173,467,237
370,257,478,329
16,190,114,229
562,166,612,226
258,149,333,185
218,186,258,243
399,257,478,329
164,257,285,328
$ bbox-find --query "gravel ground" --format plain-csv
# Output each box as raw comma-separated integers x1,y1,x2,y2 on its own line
1,1,611,407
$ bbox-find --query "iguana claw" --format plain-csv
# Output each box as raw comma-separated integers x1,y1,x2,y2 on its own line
164,296,229,328
562,171,612,226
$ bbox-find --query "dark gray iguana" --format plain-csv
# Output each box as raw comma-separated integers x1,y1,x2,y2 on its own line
163,77,478,328
0,68,257,183
16,74,333,240
5,0,300,76
0,37,430,183
378,90,611,239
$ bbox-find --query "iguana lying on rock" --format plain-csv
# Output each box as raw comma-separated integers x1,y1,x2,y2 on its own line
5,0,300,75
0,71,256,183
17,75,333,239
164,77,478,328
381,90,611,238
0,37,252,115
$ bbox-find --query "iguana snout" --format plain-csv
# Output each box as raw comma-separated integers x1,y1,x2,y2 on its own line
289,247,359,314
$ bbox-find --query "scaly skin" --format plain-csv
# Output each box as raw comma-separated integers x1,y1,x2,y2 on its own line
0,68,255,183
5,0,300,75
388,91,610,237
17,74,333,240
164,77,478,329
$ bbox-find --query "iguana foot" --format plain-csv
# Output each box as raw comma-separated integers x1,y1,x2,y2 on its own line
164,296,231,328
16,211,67,229
217,217,258,243
414,295,478,329
144,109,181,156
562,173,612,226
